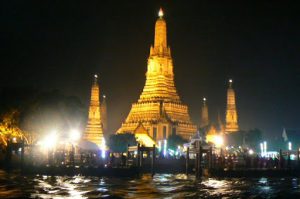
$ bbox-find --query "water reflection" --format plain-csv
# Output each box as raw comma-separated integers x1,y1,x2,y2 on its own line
0,170,300,198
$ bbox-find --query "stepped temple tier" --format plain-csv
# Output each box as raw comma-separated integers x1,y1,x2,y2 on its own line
225,79,239,133
83,74,105,148
117,8,197,140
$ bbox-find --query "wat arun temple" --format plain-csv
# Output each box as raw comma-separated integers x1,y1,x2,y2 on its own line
117,9,197,140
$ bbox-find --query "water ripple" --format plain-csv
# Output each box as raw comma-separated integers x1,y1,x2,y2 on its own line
0,170,300,198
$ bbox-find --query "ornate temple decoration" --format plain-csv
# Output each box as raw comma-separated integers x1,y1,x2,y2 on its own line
83,74,105,147
225,79,239,133
117,8,197,140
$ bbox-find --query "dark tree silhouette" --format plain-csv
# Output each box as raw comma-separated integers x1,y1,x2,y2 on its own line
107,133,137,153
167,134,187,151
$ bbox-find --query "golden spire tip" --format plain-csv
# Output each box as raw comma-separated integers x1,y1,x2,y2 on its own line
158,8,164,18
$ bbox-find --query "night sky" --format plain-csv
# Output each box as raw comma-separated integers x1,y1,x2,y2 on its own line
1,1,300,138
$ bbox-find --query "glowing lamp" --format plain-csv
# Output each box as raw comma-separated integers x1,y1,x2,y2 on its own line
69,129,81,142
263,141,267,153
260,143,264,155
288,142,292,151
158,141,162,152
44,131,58,149
163,139,167,156
101,138,106,159
249,149,254,155
214,135,224,148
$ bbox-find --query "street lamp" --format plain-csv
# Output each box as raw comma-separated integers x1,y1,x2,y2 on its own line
263,141,267,155
163,139,167,157
101,138,106,159
288,142,292,151
260,143,264,157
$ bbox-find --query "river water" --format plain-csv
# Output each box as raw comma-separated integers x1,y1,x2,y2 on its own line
0,170,300,198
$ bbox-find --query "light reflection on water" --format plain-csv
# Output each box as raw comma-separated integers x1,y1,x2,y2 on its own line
0,170,300,198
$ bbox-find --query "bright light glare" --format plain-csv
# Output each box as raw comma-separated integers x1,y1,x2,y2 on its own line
69,129,81,142
163,139,167,156
43,131,58,149
158,8,164,17
101,138,106,159
288,142,292,151
260,143,264,153
263,141,267,153
158,141,162,152
249,149,254,155
214,135,223,148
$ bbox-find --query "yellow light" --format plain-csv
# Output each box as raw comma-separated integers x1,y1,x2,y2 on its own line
206,134,223,148
229,79,233,83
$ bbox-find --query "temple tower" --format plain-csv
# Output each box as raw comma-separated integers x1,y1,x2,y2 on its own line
225,79,239,133
117,8,196,140
200,98,209,128
83,74,104,147
101,94,108,137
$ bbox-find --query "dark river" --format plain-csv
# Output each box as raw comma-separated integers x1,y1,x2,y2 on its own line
0,170,300,198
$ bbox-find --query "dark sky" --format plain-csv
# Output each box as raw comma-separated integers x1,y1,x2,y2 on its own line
1,1,300,138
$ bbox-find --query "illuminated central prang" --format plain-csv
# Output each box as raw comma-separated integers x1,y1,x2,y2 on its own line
117,8,197,140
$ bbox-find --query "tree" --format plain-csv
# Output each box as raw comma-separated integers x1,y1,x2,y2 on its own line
167,134,187,151
107,133,137,153
0,109,28,148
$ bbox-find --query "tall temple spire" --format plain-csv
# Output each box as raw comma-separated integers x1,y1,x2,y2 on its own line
225,79,239,133
200,98,209,128
83,74,104,147
118,9,196,140
101,94,108,137
154,8,167,49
